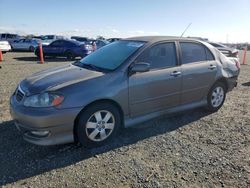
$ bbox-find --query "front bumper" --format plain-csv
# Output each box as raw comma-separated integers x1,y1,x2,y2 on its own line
10,95,82,146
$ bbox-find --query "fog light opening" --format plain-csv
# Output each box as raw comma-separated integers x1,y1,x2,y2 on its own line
30,130,50,137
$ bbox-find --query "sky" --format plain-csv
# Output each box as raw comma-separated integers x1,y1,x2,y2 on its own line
0,0,250,43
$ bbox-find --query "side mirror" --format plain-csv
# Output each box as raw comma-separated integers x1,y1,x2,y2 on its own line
130,63,150,73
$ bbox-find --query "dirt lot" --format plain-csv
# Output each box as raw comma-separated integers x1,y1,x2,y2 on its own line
0,51,249,188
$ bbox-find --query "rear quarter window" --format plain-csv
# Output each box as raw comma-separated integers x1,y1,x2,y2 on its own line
205,47,215,61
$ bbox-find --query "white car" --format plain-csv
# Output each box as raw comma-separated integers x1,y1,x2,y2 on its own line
0,41,11,53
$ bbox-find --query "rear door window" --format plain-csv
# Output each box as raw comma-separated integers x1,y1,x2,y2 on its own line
50,40,63,47
64,41,76,47
180,42,207,64
137,42,177,69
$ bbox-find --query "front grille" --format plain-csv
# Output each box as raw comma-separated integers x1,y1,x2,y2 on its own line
15,86,25,102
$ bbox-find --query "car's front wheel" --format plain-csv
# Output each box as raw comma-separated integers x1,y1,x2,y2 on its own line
207,82,226,112
76,103,121,147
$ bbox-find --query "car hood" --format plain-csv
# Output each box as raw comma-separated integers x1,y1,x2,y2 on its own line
20,64,105,95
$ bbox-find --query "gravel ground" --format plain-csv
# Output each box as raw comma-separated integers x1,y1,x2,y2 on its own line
0,51,249,188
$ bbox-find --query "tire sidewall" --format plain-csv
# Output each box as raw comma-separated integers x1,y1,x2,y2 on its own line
35,49,40,58
66,51,75,60
77,103,121,147
207,82,226,112
29,46,34,52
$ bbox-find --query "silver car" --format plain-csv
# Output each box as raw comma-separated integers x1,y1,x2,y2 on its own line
10,36,239,146
11,39,39,52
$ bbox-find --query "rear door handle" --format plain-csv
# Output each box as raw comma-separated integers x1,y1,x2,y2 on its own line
209,65,217,70
170,71,182,77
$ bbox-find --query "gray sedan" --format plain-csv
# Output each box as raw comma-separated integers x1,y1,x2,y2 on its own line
11,38,39,51
10,36,239,146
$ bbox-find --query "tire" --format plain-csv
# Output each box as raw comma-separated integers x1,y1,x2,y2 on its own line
76,103,121,147
35,49,40,58
206,82,226,112
66,51,75,60
29,46,35,52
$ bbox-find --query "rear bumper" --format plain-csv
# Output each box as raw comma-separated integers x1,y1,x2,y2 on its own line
0,46,11,52
226,76,238,91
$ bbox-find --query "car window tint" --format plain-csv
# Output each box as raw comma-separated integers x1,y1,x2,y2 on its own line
66,41,76,47
80,41,145,71
180,42,207,64
50,41,62,46
137,42,177,69
205,47,215,60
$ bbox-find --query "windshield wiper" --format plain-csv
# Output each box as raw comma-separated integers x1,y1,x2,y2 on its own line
72,61,111,72
73,61,106,72
82,63,102,71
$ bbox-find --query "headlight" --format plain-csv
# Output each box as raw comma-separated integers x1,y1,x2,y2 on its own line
23,93,64,107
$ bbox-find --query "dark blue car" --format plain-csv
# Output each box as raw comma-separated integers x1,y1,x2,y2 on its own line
35,39,93,60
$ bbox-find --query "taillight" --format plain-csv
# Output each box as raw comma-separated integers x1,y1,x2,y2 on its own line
235,60,240,69
231,51,239,57
80,45,87,50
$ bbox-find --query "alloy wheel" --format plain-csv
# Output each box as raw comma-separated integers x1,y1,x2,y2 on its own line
211,86,224,108
85,110,115,142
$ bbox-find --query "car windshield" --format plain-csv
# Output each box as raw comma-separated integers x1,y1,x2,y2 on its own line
77,40,145,71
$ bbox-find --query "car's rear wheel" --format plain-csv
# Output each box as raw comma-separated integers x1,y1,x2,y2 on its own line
76,103,121,147
29,46,35,52
207,82,226,112
35,49,40,58
66,51,75,60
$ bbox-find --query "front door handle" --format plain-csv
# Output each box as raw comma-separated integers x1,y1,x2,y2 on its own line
208,65,217,70
170,71,182,77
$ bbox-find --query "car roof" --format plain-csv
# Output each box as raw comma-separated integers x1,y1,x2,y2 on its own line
124,36,202,43
52,39,81,45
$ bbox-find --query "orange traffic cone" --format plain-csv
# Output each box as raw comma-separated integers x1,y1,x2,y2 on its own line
0,49,3,62
242,46,247,65
39,43,44,64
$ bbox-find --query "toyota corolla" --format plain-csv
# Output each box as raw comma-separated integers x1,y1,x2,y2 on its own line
10,36,239,146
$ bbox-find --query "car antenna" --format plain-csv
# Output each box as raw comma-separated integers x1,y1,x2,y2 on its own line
180,23,192,37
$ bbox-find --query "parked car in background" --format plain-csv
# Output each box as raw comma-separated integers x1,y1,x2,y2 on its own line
71,36,89,42
41,35,65,45
11,36,239,146
208,42,239,58
11,38,40,51
208,42,240,68
0,33,22,43
107,38,121,43
89,39,110,49
0,41,11,53
35,39,93,60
